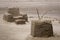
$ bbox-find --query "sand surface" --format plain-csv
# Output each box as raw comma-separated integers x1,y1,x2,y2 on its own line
0,10,60,40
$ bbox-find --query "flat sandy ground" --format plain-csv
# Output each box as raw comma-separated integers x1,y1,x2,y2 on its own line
0,10,60,40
